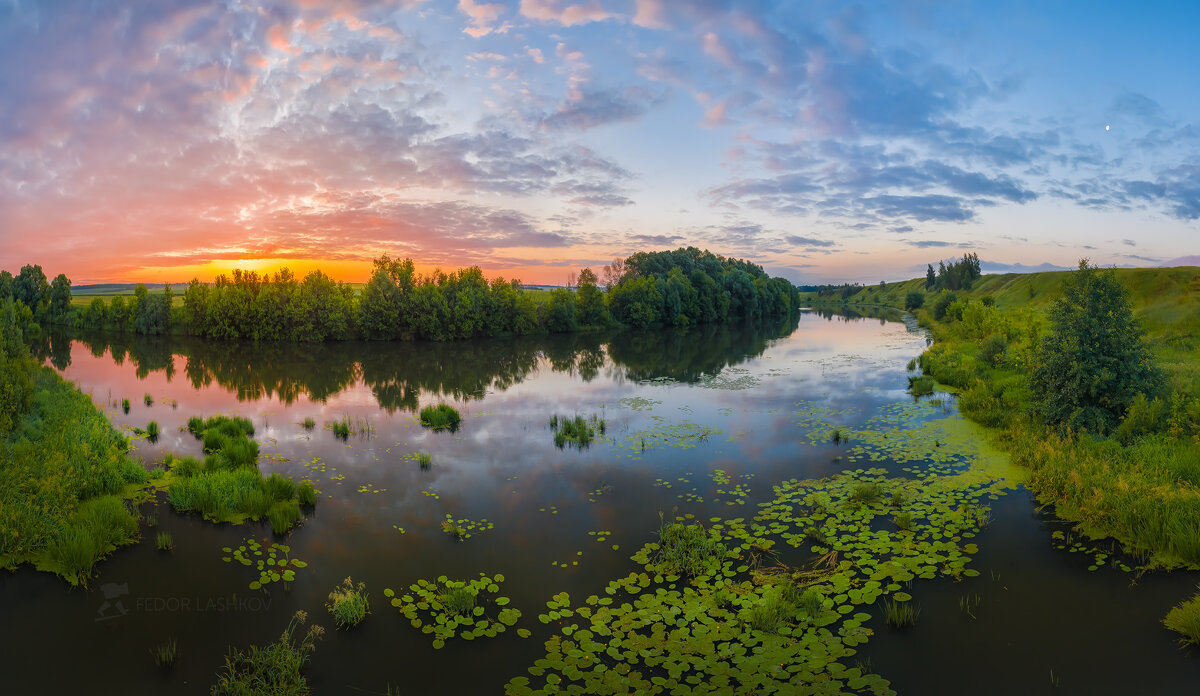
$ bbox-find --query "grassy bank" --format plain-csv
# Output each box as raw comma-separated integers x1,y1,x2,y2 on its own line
806,265,1200,570
0,364,150,586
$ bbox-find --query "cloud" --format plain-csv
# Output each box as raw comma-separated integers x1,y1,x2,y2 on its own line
459,0,506,37
519,0,616,27
905,240,961,248
784,235,835,248
542,86,665,131
1162,255,1200,267
980,261,1072,273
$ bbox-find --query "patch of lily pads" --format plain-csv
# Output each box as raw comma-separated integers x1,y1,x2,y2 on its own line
384,573,521,649
221,538,308,590
505,466,1003,695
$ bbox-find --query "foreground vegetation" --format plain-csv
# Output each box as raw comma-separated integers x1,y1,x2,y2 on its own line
808,260,1200,641
0,299,149,585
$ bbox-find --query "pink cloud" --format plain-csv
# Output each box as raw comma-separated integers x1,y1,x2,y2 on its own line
459,0,506,38
520,0,617,27
632,0,669,29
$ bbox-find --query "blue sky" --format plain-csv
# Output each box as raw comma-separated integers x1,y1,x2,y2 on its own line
0,0,1196,284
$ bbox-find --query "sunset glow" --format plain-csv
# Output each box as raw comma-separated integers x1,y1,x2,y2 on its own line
1,1,1197,285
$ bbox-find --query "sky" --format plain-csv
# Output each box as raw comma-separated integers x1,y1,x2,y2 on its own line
1,0,1197,286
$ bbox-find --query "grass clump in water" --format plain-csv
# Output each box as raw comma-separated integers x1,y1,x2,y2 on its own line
653,519,726,577
144,393,154,406
907,374,935,396
849,482,883,505
151,638,177,668
268,500,303,535
155,531,174,552
326,577,370,629
330,419,351,440
146,420,160,442
416,452,432,470
212,610,324,696
297,480,316,506
550,413,606,449
441,584,477,615
301,417,315,430
829,427,845,444
1164,591,1200,646
419,404,461,432
122,398,131,414
881,597,920,628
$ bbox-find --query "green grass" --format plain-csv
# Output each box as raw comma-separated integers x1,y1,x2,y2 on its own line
419,403,462,432
440,584,477,615
416,452,432,470
151,638,178,668
0,365,148,586
146,420,160,440
849,482,883,505
1164,591,1200,646
301,417,315,430
654,520,727,577
297,480,316,506
212,610,324,696
881,598,920,628
550,413,606,449
326,577,370,629
268,500,303,535
155,531,174,552
330,419,350,440
907,374,935,396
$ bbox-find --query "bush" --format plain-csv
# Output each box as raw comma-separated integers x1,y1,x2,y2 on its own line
904,292,924,311
931,292,958,321
419,404,461,432
977,334,1008,367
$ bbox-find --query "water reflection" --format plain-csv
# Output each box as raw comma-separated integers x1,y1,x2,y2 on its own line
43,313,802,408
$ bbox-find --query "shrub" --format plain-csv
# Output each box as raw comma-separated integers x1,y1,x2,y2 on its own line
931,292,958,321
326,577,370,629
904,292,924,311
977,334,1008,367
419,404,462,432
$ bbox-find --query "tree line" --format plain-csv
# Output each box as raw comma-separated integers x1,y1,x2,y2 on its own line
1,248,800,342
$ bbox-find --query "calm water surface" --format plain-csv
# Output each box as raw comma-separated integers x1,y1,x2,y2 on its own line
2,311,1197,695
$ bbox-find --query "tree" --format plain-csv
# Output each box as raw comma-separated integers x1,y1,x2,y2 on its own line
1031,260,1165,434
904,291,924,310
0,270,13,299
49,273,72,319
13,264,48,308
925,265,936,289
575,268,609,327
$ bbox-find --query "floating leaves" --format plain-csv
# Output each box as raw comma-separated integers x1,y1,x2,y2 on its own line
384,573,520,648
221,538,308,590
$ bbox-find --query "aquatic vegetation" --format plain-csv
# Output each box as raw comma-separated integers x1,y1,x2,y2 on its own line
506,467,999,695
330,419,351,440
849,482,884,505
830,427,845,444
221,537,308,590
610,416,722,456
881,598,920,628
893,512,915,531
297,480,316,506
419,403,462,432
146,420,160,441
326,577,370,629
301,417,315,430
151,638,177,668
415,452,432,470
651,519,727,577
549,413,605,449
212,610,323,696
384,573,520,649
122,398,131,414
959,593,981,619
268,500,303,535
186,416,205,436
1164,592,1200,646
155,531,174,552
907,374,935,396
440,514,493,541
144,393,153,406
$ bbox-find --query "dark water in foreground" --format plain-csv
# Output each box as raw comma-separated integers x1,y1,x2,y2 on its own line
2,312,1198,695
